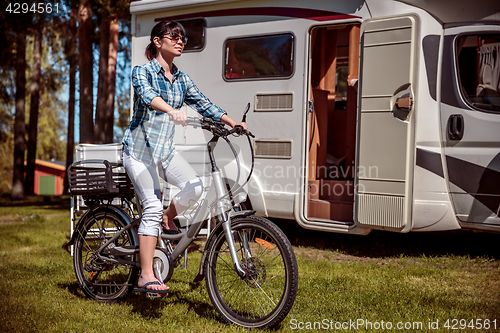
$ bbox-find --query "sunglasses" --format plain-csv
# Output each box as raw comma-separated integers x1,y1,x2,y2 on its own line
163,32,188,45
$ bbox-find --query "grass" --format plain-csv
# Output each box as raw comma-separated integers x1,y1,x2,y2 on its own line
0,195,499,332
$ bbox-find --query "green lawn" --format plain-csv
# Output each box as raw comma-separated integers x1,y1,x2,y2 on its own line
0,196,498,332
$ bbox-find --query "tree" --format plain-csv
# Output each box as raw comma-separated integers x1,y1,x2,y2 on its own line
64,7,78,193
25,4,63,195
1,0,132,196
0,7,16,194
94,0,129,144
106,16,120,143
95,8,110,144
78,0,94,143
25,27,42,195
11,31,27,200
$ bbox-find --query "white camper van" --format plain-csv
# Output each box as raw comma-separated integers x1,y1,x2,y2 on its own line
129,0,500,235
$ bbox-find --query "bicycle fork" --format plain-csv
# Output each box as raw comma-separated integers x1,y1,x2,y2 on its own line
213,169,247,278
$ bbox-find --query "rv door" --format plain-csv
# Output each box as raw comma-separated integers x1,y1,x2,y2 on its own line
440,25,500,227
355,15,419,232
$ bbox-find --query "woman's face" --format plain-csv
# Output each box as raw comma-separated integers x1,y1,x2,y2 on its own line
154,31,186,59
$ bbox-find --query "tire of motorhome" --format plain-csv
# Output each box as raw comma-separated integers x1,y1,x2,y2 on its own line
204,215,298,328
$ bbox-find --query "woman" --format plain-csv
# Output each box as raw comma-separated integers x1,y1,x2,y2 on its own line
122,21,246,293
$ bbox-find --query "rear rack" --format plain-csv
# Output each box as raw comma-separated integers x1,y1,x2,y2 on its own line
67,159,134,197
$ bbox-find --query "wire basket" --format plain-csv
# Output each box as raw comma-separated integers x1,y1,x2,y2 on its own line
67,159,133,197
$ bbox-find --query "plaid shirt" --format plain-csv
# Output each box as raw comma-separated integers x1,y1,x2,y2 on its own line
122,58,226,168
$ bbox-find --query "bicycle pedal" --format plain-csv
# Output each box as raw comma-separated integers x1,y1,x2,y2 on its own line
146,291,168,299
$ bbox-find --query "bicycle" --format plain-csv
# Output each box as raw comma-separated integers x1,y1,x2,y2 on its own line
66,105,298,329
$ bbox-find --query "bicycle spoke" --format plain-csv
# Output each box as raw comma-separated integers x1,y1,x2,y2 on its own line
74,209,138,302
215,234,285,317
205,216,297,328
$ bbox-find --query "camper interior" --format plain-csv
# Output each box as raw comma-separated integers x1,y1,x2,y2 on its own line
307,23,360,222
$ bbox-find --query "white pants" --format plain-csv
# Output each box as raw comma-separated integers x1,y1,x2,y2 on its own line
123,147,203,236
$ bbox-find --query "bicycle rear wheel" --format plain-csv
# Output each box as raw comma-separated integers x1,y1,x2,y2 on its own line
73,207,139,302
204,215,298,329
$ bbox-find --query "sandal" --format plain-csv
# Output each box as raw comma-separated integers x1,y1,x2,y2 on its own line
134,281,169,298
162,227,181,235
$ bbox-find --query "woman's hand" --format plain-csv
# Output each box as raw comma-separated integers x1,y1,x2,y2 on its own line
234,122,248,130
167,109,187,126
150,97,187,126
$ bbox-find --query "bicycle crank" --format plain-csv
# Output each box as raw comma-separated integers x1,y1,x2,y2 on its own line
152,248,174,283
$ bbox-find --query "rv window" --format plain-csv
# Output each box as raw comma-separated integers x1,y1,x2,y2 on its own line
178,19,206,52
336,66,349,101
457,34,500,112
224,33,294,80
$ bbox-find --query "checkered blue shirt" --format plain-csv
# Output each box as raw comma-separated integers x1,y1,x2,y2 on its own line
122,58,226,168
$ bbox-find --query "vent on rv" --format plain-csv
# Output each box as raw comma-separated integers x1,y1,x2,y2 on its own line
254,140,292,159
255,93,293,112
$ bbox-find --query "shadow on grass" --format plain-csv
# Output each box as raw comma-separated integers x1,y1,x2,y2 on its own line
59,278,222,322
272,218,500,260
123,279,223,323
58,281,87,299
0,194,71,209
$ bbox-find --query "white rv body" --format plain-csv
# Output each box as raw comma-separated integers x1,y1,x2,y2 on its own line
129,0,500,234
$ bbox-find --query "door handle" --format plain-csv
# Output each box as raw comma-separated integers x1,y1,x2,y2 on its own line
447,114,464,140
395,96,413,111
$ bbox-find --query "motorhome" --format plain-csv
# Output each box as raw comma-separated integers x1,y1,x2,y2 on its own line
128,0,500,235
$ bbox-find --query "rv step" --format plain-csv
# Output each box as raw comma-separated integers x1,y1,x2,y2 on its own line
308,199,353,222
308,179,354,202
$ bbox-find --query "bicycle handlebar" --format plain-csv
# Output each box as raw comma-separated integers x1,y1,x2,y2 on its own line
185,115,255,207
185,117,255,138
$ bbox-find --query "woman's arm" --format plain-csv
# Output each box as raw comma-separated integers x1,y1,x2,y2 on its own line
183,75,247,129
132,65,187,125
152,96,245,128
152,96,245,129
150,96,187,125
220,114,247,130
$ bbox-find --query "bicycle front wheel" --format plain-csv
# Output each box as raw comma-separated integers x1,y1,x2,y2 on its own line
73,207,139,302
205,215,298,329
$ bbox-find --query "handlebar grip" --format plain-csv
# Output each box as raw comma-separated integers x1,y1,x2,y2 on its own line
185,117,202,127
233,125,245,135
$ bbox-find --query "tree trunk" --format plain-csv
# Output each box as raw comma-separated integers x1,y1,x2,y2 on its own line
11,32,27,200
105,16,119,143
65,8,78,194
78,0,94,143
25,28,42,195
95,9,110,144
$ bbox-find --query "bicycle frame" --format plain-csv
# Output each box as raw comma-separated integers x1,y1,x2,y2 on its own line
84,116,255,279
159,120,252,277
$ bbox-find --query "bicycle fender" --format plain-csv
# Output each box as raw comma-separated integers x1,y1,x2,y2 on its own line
193,210,255,282
65,205,137,247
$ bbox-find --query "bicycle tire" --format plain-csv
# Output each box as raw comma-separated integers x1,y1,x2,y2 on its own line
73,207,139,302
204,215,298,329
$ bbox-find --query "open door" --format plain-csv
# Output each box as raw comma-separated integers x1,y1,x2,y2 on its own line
355,15,419,231
306,23,360,223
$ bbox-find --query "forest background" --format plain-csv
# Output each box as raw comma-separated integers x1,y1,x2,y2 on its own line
0,0,133,199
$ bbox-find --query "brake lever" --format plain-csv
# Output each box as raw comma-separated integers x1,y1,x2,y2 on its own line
230,125,255,138
241,102,250,123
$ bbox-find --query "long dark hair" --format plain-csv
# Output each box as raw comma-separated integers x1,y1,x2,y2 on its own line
145,21,186,61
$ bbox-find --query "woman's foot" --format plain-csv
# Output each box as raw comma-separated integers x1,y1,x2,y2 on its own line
161,211,180,233
138,274,169,291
